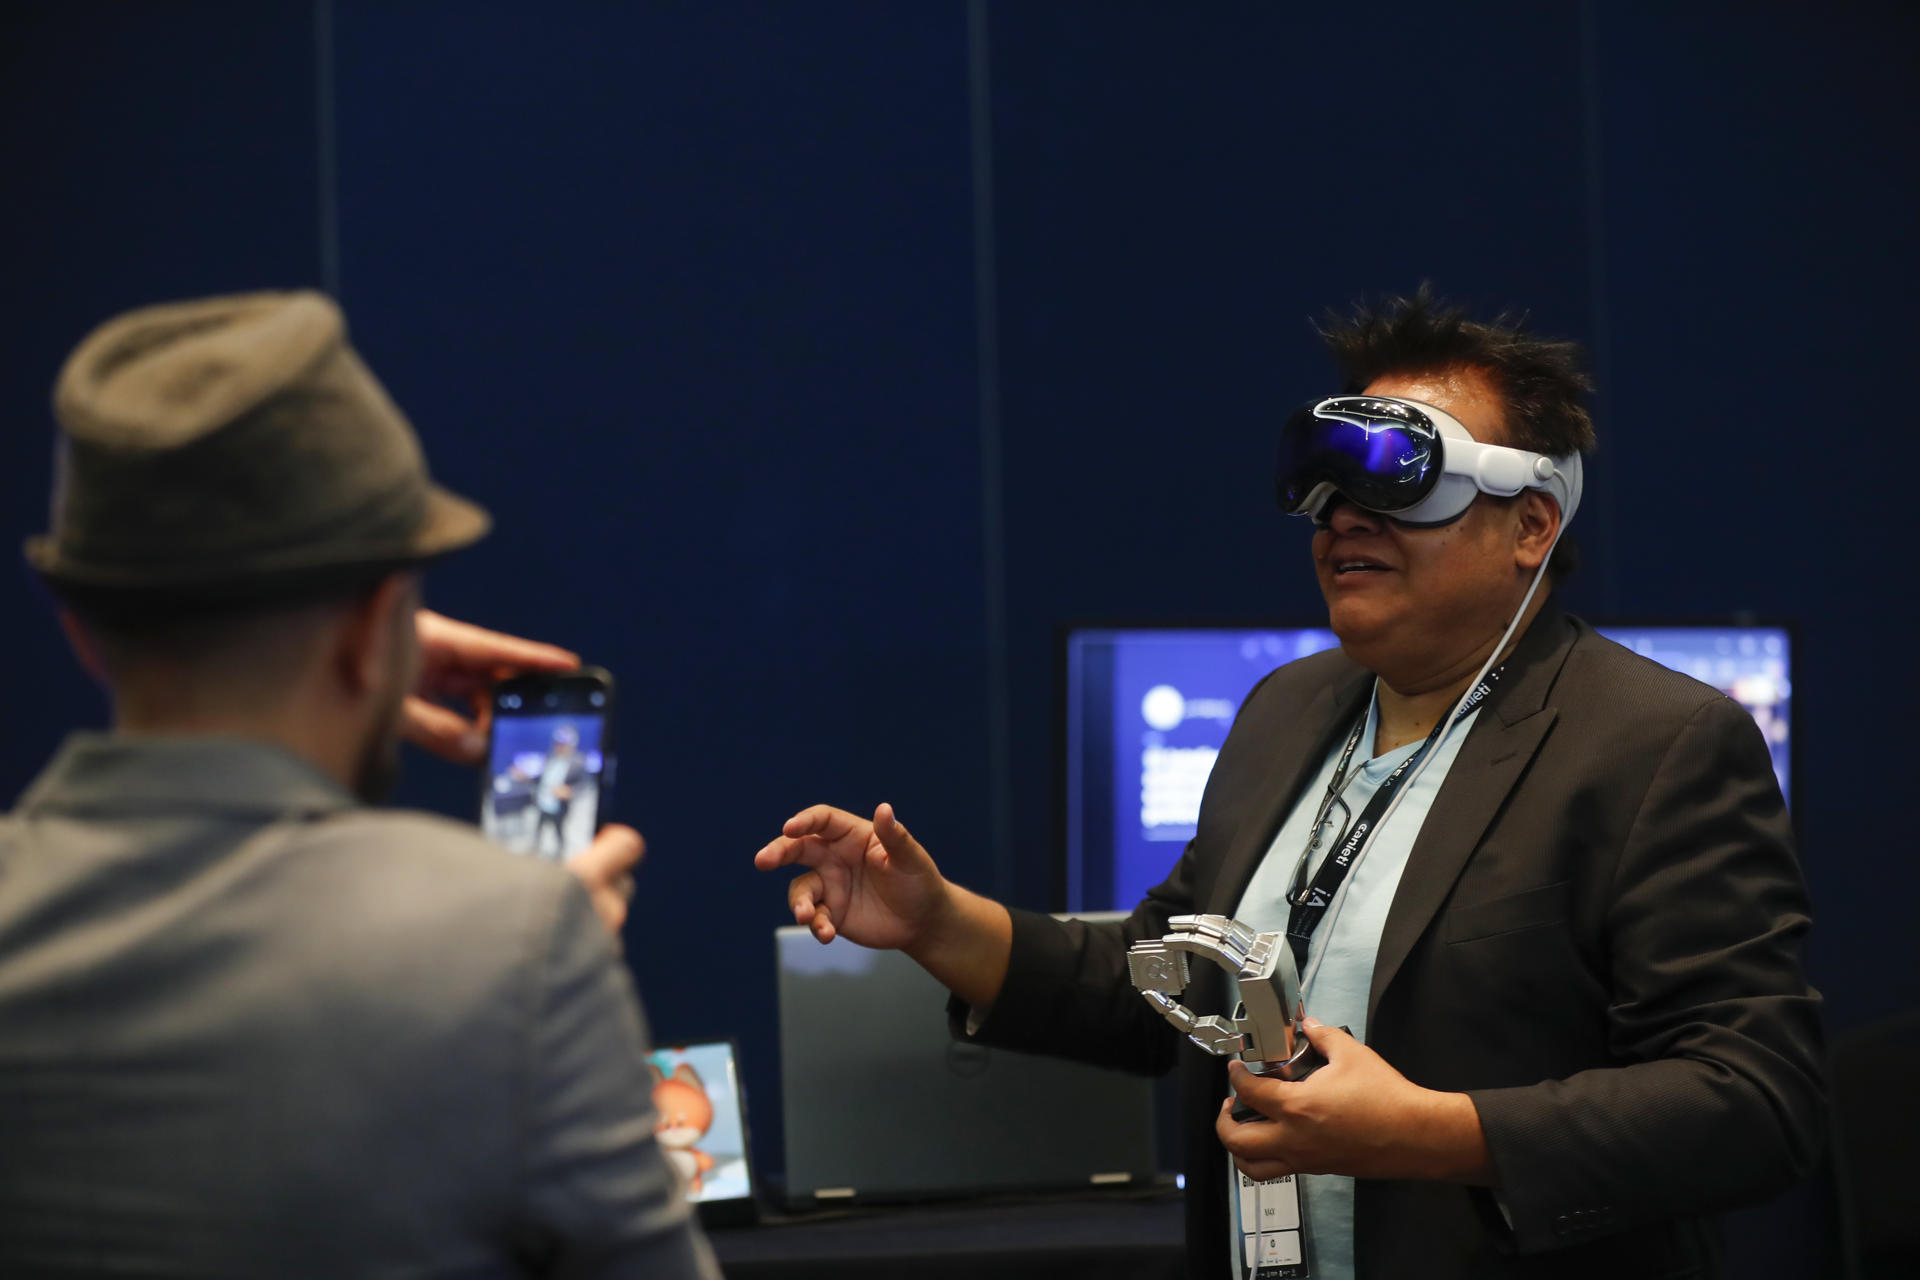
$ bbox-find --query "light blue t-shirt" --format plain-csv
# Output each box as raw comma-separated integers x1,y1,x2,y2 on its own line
1224,683,1479,1279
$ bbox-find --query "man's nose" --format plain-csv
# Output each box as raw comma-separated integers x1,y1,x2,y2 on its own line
1322,497,1383,535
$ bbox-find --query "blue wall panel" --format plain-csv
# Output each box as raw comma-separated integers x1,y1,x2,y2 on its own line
1591,2,1920,1031
0,1,322,824
326,0,984,1177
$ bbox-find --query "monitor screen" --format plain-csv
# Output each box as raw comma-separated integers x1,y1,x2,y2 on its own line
1063,622,1791,913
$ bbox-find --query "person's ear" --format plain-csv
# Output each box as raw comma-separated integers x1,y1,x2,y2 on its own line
57,609,109,684
334,573,419,697
1512,490,1561,573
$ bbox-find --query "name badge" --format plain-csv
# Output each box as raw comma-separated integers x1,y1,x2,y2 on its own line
1233,1165,1310,1278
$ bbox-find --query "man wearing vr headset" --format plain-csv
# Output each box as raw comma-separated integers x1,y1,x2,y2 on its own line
757,290,1823,1280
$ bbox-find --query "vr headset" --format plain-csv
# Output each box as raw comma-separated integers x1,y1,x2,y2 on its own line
1276,395,1582,529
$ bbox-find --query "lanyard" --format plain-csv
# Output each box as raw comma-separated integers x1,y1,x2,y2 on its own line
1282,665,1506,972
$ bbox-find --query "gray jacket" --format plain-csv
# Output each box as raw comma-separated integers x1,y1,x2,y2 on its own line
0,735,718,1280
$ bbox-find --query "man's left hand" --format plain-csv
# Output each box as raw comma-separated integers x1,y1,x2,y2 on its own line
404,609,580,763
1215,1018,1494,1185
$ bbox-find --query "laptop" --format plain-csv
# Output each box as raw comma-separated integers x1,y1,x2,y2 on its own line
776,913,1159,1206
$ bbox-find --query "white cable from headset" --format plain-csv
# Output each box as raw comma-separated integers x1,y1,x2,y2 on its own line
1297,520,1564,1002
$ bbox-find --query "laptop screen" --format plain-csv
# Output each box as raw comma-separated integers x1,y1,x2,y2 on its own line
775,925,1158,1204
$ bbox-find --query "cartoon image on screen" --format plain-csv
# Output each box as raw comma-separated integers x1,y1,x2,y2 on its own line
646,1042,752,1204
482,714,606,860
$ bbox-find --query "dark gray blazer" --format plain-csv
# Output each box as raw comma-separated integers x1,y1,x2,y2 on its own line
963,602,1825,1279
0,736,718,1280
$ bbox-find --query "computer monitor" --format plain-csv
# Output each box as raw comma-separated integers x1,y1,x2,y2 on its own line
1062,622,1792,913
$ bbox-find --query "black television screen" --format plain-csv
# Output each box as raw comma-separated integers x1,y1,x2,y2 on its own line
1062,622,1791,913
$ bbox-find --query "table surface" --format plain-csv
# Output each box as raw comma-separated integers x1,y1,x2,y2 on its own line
706,1186,1187,1279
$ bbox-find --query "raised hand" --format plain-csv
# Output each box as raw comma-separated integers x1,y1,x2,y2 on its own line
754,803,950,953
404,609,579,763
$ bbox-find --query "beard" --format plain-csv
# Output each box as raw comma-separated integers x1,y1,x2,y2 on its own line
350,681,409,805
350,576,423,806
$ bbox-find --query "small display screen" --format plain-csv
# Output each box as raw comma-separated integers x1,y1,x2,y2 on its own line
647,1041,753,1206
1064,623,1792,913
1601,626,1791,800
482,679,612,861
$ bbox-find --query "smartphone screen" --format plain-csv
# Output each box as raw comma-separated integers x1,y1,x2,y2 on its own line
480,668,615,861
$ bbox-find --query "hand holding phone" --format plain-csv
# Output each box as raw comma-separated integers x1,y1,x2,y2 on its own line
405,609,580,765
480,667,616,861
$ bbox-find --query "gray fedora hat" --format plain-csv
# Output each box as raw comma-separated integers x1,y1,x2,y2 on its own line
25,290,489,600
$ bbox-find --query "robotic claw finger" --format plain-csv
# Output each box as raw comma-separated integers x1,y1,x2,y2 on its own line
1126,914,1331,1121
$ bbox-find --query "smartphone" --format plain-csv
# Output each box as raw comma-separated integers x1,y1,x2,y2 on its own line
479,667,616,861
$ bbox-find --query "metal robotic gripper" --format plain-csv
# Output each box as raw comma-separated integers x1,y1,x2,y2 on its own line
1126,914,1330,1120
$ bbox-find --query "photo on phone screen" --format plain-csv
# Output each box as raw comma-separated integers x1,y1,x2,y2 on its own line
481,669,615,861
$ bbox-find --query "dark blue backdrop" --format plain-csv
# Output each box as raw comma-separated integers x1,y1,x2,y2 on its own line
3,4,1913,1272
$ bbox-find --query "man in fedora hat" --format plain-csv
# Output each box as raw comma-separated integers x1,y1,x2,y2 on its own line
0,291,719,1278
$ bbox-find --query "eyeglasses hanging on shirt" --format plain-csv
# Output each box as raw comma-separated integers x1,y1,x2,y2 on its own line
1281,664,1509,973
